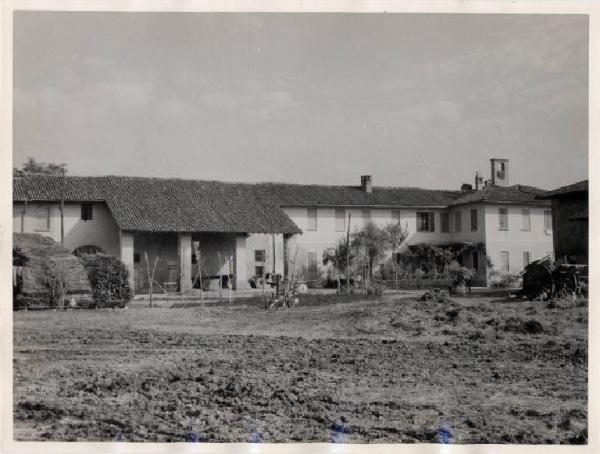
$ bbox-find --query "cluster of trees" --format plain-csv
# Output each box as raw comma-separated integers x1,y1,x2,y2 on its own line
322,220,409,287
13,157,67,176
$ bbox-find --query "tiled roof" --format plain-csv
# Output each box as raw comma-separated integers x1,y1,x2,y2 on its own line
13,175,551,232
253,183,461,207
13,175,301,234
13,175,105,201
103,177,301,234
449,185,550,207
537,180,588,199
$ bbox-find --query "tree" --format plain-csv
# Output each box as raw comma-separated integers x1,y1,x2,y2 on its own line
322,239,355,287
13,157,67,176
383,221,409,288
350,221,389,278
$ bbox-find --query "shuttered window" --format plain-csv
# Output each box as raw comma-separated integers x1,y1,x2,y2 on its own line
307,251,318,277
35,205,50,231
334,208,346,232
454,211,462,233
500,251,509,272
307,208,317,231
521,209,530,231
470,209,478,231
544,210,552,231
362,209,371,224
441,212,450,233
391,209,401,223
522,251,531,268
499,208,508,231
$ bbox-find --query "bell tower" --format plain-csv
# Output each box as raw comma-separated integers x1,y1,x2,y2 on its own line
490,158,509,186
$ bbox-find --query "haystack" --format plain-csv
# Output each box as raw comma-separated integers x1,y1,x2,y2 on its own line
13,233,91,309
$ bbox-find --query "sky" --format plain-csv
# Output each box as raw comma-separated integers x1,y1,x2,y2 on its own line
13,12,588,190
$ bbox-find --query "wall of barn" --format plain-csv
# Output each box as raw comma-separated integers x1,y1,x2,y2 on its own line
550,194,588,264
12,202,120,256
245,234,285,280
132,232,179,292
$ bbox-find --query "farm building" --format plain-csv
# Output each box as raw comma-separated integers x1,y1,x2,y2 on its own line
13,158,554,292
537,180,588,265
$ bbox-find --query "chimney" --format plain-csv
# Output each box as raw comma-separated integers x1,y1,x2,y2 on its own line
475,171,483,190
360,175,372,194
490,158,509,187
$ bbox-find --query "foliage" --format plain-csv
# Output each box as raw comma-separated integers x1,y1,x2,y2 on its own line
447,260,474,286
383,221,409,252
13,157,67,177
13,247,29,266
78,253,132,308
322,239,354,276
489,270,522,289
43,258,72,308
350,221,390,277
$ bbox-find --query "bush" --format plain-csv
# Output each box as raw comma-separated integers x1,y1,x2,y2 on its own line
78,253,132,308
448,261,474,287
489,270,522,288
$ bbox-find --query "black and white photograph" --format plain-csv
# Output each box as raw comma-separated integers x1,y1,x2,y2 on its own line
2,2,595,450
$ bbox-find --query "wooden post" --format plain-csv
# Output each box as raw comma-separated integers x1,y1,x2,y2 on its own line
218,251,223,302
21,200,27,233
145,252,152,308
60,169,65,246
272,234,276,275
346,213,351,292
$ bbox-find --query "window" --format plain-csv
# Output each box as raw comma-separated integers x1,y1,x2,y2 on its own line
254,250,265,262
391,209,401,223
470,209,478,231
544,210,552,231
307,208,317,231
454,211,462,233
417,212,435,232
498,208,508,231
362,209,371,224
81,203,93,221
307,252,318,276
255,265,265,277
441,212,450,233
499,251,509,272
134,252,141,263
472,251,479,271
334,208,346,232
35,205,50,231
522,251,531,268
521,209,530,231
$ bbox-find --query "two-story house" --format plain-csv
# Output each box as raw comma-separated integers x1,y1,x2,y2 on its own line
13,159,553,292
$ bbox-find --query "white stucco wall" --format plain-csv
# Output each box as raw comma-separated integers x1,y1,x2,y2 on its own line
13,201,120,256
246,233,285,278
484,205,554,275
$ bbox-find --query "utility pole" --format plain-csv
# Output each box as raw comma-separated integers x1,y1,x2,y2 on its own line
346,213,351,292
60,168,65,246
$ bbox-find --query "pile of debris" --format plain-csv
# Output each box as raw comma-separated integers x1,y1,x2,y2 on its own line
13,233,92,309
417,288,451,303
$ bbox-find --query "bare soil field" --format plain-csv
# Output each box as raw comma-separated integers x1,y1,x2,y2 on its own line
13,293,587,443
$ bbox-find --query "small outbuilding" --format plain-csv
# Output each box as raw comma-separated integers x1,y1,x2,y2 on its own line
537,180,588,264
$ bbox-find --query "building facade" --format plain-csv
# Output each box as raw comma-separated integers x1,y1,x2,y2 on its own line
13,159,554,292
